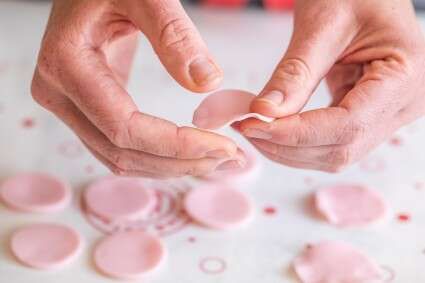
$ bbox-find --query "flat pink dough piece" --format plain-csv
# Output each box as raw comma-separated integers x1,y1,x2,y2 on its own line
200,150,260,184
184,186,253,229
85,177,155,223
293,241,383,283
10,223,82,270
94,231,165,280
193,89,274,130
314,184,387,227
0,173,71,213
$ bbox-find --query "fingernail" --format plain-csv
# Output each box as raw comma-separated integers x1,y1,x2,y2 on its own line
257,90,284,106
243,129,272,140
205,149,229,159
189,58,221,86
216,160,244,171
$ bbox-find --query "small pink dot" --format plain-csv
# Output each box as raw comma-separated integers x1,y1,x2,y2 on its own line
389,136,403,146
263,206,277,215
397,213,411,222
415,182,424,190
188,237,196,243
21,117,35,129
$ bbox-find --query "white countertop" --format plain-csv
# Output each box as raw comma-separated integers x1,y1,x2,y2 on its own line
1,1,425,282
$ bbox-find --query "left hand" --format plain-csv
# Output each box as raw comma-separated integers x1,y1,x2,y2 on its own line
235,0,425,172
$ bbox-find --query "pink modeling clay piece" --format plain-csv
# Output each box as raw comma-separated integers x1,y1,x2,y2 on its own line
314,184,387,227
84,177,155,224
94,231,165,280
184,186,253,229
10,223,82,270
193,89,274,130
200,149,261,184
0,173,71,213
293,241,383,283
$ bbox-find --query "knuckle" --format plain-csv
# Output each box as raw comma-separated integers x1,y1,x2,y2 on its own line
273,58,311,86
158,17,196,52
338,120,367,144
108,126,127,148
324,146,353,168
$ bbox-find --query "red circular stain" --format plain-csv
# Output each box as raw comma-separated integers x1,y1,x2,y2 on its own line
388,136,403,147
199,257,227,275
21,117,35,129
397,213,411,222
415,182,424,190
263,206,277,215
188,236,196,243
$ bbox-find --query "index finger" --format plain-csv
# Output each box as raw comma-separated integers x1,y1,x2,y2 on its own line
238,106,359,147
53,47,238,160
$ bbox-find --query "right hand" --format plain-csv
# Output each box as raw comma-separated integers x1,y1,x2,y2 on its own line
31,0,245,179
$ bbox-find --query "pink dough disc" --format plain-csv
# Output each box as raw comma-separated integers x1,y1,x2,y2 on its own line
293,241,383,283
200,149,261,184
314,184,387,227
184,186,253,229
0,173,71,213
94,231,165,280
10,223,82,270
193,89,274,130
84,177,155,224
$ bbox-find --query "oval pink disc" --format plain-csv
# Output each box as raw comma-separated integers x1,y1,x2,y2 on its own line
0,173,71,213
314,184,387,227
293,241,383,283
193,89,274,130
94,231,165,280
184,186,253,229
84,177,155,224
10,223,82,270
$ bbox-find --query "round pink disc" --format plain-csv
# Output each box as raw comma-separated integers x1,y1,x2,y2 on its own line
10,223,82,270
0,173,71,213
293,241,383,283
184,186,253,229
84,177,155,223
94,231,165,280
193,89,274,130
314,184,387,227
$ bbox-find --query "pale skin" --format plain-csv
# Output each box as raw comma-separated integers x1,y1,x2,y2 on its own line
32,0,425,176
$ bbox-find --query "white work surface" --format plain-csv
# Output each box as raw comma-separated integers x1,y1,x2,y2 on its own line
1,1,425,282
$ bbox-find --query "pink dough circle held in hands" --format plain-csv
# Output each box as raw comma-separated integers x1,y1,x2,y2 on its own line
84,177,155,224
0,172,71,213
184,186,253,230
192,89,274,130
94,231,165,280
293,241,383,283
314,184,387,227
10,223,82,270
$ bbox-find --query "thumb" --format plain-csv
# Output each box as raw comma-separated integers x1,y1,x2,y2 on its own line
127,0,222,93
251,2,357,117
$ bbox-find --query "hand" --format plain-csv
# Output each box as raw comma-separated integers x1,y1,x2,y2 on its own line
31,0,245,178
236,0,425,172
